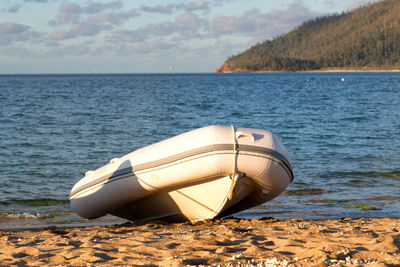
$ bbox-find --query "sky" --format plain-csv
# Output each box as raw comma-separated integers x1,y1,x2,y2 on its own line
0,0,376,73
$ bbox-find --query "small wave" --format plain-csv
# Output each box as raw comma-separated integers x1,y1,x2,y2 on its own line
0,211,72,222
367,196,400,201
283,188,330,196
341,116,368,122
0,212,39,221
344,205,379,211
311,196,400,205
327,170,400,179
1,198,70,207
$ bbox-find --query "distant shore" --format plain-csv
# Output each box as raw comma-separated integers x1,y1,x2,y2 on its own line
299,69,400,73
1,217,399,266
215,68,400,73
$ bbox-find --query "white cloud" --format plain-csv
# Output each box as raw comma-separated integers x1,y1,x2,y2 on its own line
49,22,111,40
47,2,138,41
0,22,43,48
57,1,123,14
59,2,81,13
178,0,209,12
132,39,174,54
83,1,123,14
112,11,208,43
140,4,176,14
49,30,71,40
87,9,138,25
49,1,126,26
147,21,176,36
7,4,22,13
49,3,81,25
112,29,146,43
0,22,30,35
0,22,43,47
70,23,111,37
211,1,321,40
0,46,37,58
175,12,208,37
51,43,92,57
212,0,237,6
24,0,48,2
140,0,209,14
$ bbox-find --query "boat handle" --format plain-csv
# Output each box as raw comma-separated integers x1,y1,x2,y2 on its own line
235,131,254,142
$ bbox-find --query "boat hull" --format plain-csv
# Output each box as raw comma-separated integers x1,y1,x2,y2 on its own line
70,125,293,222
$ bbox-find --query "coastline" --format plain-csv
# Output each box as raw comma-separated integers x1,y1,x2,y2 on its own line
1,217,399,266
215,69,400,73
299,69,400,73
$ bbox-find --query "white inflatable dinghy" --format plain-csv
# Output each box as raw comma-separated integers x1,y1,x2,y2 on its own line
70,125,293,222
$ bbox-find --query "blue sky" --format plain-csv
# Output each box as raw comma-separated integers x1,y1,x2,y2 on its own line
1,0,375,73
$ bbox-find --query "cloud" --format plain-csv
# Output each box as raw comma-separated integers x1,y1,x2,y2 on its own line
48,1,135,40
59,2,81,13
112,29,146,43
0,35,11,45
0,46,36,59
112,11,208,44
83,36,174,57
112,0,318,48
87,9,139,25
0,22,43,47
140,0,209,14
49,22,111,40
49,3,81,25
212,0,237,6
132,40,174,54
58,1,123,14
7,4,22,13
212,13,249,34
49,31,71,40
0,22,30,35
178,0,209,12
70,23,111,37
24,0,48,2
52,44,92,57
347,0,378,10
111,25,168,44
49,1,125,26
174,11,208,38
82,1,123,14
211,1,321,39
140,4,176,15
147,21,176,36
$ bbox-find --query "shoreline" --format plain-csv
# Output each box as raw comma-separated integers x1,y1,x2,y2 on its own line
300,69,400,73
215,69,400,73
1,217,399,266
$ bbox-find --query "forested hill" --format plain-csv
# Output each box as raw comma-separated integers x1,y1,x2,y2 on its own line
215,0,400,72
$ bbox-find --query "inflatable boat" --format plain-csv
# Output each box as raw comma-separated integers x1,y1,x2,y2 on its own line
70,125,293,222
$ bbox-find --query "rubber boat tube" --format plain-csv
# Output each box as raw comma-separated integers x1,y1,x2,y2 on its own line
70,125,294,222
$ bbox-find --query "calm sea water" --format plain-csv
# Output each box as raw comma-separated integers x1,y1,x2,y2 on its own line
1,73,399,228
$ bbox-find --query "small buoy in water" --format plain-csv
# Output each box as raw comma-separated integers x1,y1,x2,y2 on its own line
341,78,345,82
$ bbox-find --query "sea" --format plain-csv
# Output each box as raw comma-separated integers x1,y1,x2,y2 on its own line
0,73,399,229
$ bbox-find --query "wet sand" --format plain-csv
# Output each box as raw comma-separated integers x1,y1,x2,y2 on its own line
1,217,399,266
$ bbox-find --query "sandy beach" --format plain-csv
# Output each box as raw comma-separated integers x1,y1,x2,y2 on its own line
215,69,400,73
1,217,399,266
